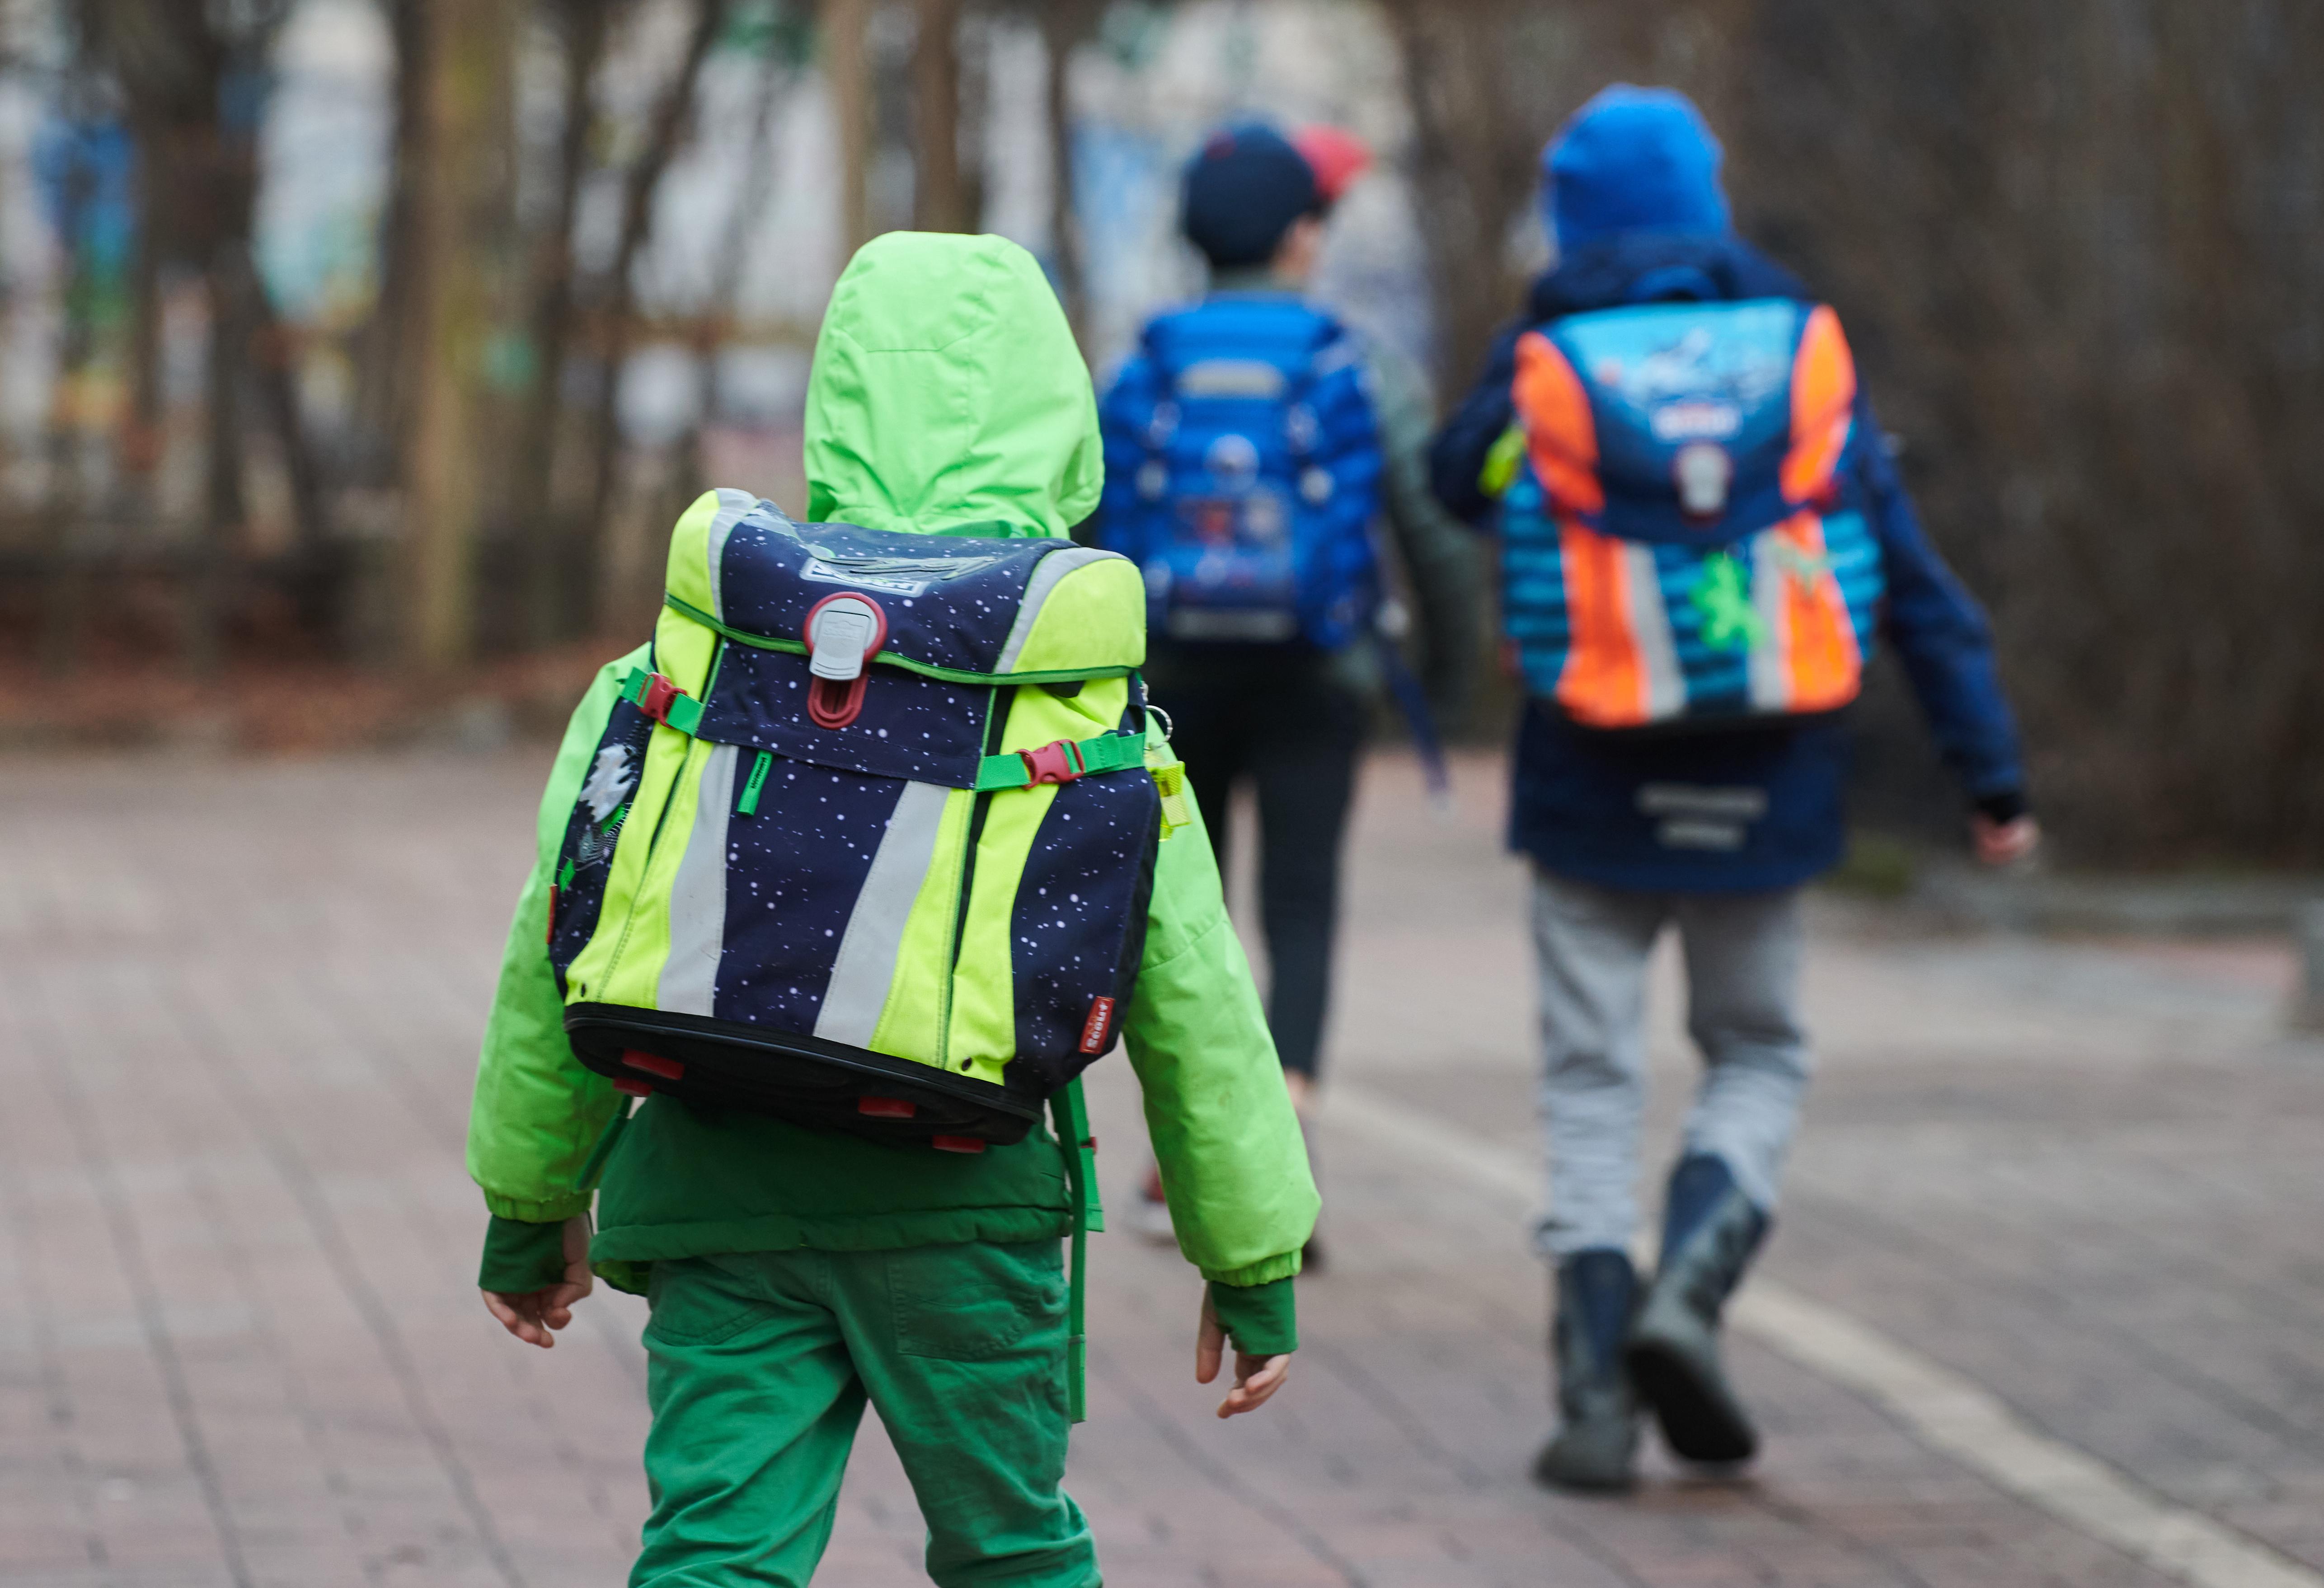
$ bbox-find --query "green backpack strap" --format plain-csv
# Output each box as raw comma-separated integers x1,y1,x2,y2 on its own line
576,1094,637,1191
1049,1078,1104,1423
619,666,705,735
976,730,1148,792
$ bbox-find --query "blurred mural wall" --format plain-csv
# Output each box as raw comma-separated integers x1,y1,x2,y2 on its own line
0,0,2316,867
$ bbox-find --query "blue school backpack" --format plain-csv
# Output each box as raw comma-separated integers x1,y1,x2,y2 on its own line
1495,298,1886,729
1097,295,1384,650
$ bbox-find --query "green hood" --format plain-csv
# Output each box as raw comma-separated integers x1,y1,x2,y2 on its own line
805,232,1101,539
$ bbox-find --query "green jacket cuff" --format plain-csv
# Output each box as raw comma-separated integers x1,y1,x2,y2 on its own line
1198,1249,1303,1287
479,1214,568,1294
483,1190,594,1224
1208,1276,1297,1356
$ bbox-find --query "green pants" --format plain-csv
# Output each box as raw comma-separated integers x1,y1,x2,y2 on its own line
632,1242,1098,1588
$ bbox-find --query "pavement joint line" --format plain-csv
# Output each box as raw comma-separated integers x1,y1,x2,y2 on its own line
1325,1080,2324,1588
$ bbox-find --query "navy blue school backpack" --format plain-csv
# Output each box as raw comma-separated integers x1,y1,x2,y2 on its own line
1097,295,1384,650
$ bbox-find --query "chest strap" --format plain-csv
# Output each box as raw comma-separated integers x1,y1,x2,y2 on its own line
620,667,705,735
974,730,1148,791
627,665,1139,793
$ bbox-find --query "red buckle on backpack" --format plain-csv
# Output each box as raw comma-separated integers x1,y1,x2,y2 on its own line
622,1050,685,1082
635,672,683,725
858,1096,917,1119
931,1134,986,1154
1018,739,1085,787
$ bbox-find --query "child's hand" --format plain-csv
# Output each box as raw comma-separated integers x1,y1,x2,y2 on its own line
1196,1293,1291,1419
1972,813,2041,868
481,1215,594,1348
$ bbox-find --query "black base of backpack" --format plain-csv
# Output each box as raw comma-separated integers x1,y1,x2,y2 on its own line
563,1004,1045,1150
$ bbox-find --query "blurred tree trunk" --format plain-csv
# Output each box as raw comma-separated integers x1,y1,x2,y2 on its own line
89,0,327,663
94,4,244,669
1034,0,1097,339
687,22,804,492
37,91,99,677
118,135,163,515
577,0,724,626
824,0,871,254
399,0,519,669
516,0,618,645
353,0,428,477
1376,0,1549,395
910,0,964,231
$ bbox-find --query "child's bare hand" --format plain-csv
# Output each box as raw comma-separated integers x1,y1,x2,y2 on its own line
1972,813,2041,868
481,1215,594,1349
1195,1293,1291,1419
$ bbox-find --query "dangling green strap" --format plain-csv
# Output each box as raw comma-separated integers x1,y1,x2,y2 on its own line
577,1095,637,1191
1049,1079,1102,1423
1056,1077,1103,1233
975,730,1150,792
737,749,773,815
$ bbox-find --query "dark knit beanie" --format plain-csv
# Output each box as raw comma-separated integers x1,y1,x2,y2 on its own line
1180,123,1322,269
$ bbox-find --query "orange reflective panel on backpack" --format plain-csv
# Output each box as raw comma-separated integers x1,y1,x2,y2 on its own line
1757,511,1863,715
1554,520,1649,726
1514,331,1606,516
1780,306,1856,506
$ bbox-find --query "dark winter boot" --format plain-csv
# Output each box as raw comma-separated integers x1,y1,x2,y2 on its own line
1627,1154,1770,1465
1531,1248,1641,1491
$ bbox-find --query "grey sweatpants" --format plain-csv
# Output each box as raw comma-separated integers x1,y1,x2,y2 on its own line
1531,868,1813,1259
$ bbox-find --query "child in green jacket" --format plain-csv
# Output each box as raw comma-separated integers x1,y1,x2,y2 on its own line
467,232,1318,1588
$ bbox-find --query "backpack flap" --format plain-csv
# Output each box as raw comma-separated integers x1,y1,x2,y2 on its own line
691,503,1145,682
1524,299,1857,546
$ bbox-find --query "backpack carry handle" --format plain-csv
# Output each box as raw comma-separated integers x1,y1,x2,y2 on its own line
804,593,889,729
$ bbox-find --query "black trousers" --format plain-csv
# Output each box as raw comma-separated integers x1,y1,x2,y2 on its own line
1149,652,1367,1079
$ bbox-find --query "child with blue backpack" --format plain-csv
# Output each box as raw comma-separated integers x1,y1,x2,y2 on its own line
1094,124,1479,1249
470,232,1316,1586
1428,86,2039,1489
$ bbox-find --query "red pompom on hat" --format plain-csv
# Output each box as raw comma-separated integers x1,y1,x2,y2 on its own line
1292,125,1374,207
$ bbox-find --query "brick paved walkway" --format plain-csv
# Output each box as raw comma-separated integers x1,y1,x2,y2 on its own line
2,747,2319,1587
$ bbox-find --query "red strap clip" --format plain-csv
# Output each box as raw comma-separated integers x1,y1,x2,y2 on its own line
1018,739,1086,787
858,1096,917,1119
635,672,683,725
622,1049,685,1082
931,1134,987,1154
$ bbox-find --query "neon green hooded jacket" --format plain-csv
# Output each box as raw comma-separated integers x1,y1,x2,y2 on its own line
466,234,1316,1342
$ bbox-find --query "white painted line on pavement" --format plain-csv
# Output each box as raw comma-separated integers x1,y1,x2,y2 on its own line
1326,1082,2324,1588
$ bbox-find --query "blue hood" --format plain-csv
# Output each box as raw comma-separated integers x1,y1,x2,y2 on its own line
1543,85,1732,256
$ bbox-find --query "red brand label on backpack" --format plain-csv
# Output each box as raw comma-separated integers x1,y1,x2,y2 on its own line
1079,997,1117,1055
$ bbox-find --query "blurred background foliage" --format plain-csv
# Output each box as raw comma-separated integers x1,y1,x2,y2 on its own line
0,0,2316,867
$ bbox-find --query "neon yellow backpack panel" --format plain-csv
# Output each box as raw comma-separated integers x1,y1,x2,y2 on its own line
549,490,1162,1150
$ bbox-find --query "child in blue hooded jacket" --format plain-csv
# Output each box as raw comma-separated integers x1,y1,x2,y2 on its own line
1429,85,2038,1489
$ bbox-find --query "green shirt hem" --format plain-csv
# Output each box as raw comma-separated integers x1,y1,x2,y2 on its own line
590,1205,1075,1270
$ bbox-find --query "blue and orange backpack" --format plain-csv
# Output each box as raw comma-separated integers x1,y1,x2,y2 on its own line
1493,297,1885,730
1097,295,1384,651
